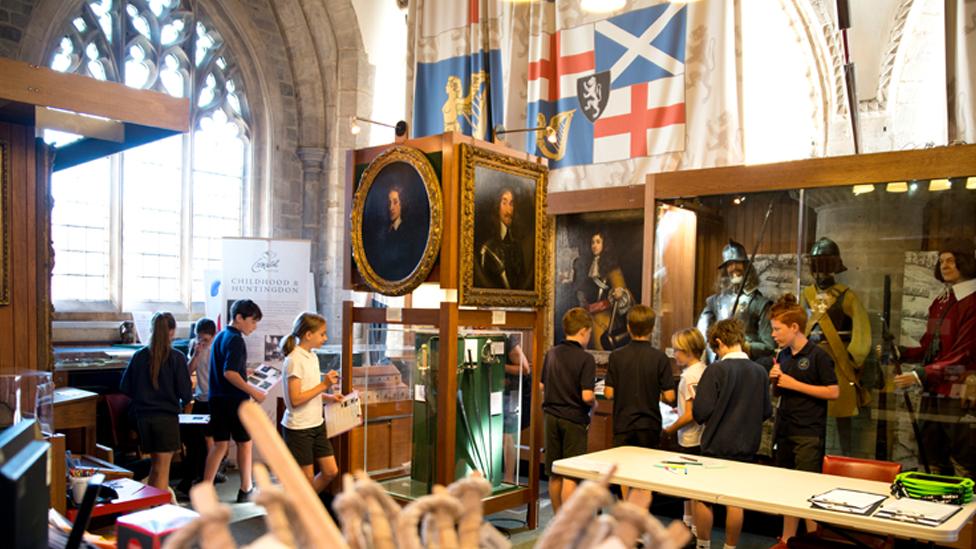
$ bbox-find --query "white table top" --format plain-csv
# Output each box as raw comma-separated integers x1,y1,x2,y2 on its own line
552,446,976,543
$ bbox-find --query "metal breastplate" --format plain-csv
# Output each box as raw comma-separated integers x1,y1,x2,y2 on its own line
713,291,762,334
809,291,853,344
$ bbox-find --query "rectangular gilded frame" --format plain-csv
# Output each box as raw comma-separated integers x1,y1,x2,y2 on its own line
0,140,7,305
459,143,549,307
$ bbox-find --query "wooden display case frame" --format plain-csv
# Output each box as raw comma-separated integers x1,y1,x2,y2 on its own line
341,132,547,528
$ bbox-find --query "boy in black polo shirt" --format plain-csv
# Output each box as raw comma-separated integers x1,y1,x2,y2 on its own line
605,304,675,506
542,307,596,513
203,299,267,503
768,294,838,547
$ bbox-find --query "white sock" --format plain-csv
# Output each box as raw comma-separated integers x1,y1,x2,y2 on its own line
683,514,693,527
723,544,736,549
691,525,698,537
696,539,711,549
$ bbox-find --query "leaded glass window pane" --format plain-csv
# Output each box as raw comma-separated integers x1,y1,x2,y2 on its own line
47,0,251,309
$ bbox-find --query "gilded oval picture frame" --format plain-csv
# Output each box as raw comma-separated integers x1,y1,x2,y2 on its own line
351,146,442,296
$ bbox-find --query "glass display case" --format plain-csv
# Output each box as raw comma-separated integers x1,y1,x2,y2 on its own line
651,147,976,477
338,303,543,525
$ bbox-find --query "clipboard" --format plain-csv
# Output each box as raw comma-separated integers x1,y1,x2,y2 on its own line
808,488,888,515
874,497,963,526
324,390,363,437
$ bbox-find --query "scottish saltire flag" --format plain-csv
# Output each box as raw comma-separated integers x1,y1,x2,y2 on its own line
411,1,504,141
525,3,687,169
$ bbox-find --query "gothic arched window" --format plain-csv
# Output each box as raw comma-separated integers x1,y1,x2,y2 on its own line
48,0,250,309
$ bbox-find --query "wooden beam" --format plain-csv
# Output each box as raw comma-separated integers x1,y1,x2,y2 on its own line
654,144,976,198
0,58,189,132
548,185,644,215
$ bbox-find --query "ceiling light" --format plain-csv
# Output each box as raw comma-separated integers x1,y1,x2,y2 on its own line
967,177,976,190
929,178,951,191
581,0,626,14
851,184,874,196
732,195,746,205
886,182,908,193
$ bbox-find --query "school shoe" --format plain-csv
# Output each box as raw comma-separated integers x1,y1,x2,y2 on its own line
214,472,227,484
236,487,254,503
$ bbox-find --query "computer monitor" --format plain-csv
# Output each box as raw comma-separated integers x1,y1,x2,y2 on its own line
1,438,50,548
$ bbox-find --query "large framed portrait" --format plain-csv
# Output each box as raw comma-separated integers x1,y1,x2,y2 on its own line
460,144,548,307
554,211,643,350
0,140,7,305
351,146,443,296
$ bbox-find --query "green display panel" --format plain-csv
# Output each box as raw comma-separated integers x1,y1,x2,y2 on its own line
410,334,507,491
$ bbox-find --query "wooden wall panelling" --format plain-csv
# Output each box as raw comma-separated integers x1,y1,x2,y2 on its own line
365,420,391,472
586,399,614,453
654,204,697,350
390,416,412,470
0,121,40,375
35,142,53,372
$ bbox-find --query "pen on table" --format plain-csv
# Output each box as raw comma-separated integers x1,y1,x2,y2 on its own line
678,455,699,462
662,460,703,466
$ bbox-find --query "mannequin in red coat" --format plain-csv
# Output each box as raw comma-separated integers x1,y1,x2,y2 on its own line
895,243,976,477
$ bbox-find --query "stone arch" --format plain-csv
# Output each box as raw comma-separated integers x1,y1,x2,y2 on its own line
741,0,847,162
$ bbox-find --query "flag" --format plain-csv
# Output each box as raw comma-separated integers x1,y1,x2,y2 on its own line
410,1,503,141
413,50,505,141
525,3,687,169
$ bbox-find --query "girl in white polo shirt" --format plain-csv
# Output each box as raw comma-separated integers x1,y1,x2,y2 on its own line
280,312,342,492
664,327,708,536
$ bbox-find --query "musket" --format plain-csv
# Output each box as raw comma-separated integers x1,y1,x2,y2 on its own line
731,200,775,316
880,274,930,472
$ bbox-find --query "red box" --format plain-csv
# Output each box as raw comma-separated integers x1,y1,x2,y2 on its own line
116,504,198,549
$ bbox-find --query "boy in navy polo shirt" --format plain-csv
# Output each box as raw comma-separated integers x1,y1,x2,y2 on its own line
203,299,266,503
693,319,771,549
541,307,596,513
768,294,838,547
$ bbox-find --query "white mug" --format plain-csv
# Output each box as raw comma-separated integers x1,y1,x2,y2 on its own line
70,475,92,505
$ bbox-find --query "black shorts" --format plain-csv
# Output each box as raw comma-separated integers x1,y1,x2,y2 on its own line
191,400,212,437
612,429,660,450
775,435,824,472
210,397,251,443
136,415,181,453
677,445,701,456
282,424,334,466
544,413,588,476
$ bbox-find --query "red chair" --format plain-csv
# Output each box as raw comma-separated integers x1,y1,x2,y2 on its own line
104,393,141,460
788,455,901,549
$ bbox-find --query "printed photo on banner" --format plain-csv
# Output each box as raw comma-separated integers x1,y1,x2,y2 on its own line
351,146,443,296
554,211,643,350
459,143,548,307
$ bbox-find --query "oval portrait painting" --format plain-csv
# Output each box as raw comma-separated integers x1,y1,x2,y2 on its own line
352,146,442,295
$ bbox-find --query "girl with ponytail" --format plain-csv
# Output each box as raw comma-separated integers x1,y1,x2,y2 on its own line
280,312,344,492
120,311,192,492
